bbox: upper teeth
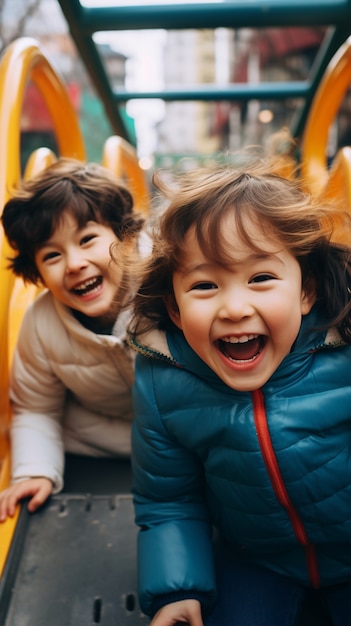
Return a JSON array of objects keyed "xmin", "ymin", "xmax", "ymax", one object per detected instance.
[
  {"xmin": 74, "ymin": 278, "xmax": 97, "ymax": 292},
  {"xmin": 222, "ymin": 334, "xmax": 258, "ymax": 344}
]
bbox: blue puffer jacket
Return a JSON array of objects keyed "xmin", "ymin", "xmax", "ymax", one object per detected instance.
[{"xmin": 130, "ymin": 306, "xmax": 351, "ymax": 617}]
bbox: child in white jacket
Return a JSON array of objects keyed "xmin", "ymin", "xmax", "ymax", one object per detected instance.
[{"xmin": 0, "ymin": 158, "xmax": 146, "ymax": 520}]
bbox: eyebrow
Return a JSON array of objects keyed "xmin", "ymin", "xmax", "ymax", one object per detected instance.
[
  {"xmin": 179, "ymin": 262, "xmax": 214, "ymax": 275},
  {"xmin": 37, "ymin": 220, "xmax": 89, "ymax": 250},
  {"xmin": 180, "ymin": 251, "xmax": 285, "ymax": 275},
  {"xmin": 37, "ymin": 236, "xmax": 66, "ymax": 251},
  {"xmin": 36, "ymin": 241, "xmax": 58, "ymax": 252}
]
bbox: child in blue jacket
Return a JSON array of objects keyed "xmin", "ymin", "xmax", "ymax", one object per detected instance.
[{"xmin": 127, "ymin": 159, "xmax": 351, "ymax": 626}]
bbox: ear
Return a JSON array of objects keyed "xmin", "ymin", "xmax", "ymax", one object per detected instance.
[
  {"xmin": 164, "ymin": 294, "xmax": 182, "ymax": 330},
  {"xmin": 301, "ymin": 277, "xmax": 316, "ymax": 315}
]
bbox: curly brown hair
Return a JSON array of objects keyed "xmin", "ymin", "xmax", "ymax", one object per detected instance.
[{"xmin": 1, "ymin": 158, "xmax": 144, "ymax": 284}]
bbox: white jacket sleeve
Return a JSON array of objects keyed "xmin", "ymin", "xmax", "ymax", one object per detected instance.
[{"xmin": 10, "ymin": 303, "xmax": 66, "ymax": 493}]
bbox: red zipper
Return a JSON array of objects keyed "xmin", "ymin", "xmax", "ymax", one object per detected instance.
[{"xmin": 252, "ymin": 388, "xmax": 320, "ymax": 588}]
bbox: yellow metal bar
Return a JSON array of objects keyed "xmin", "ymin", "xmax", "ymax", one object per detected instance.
[
  {"xmin": 301, "ymin": 36, "xmax": 351, "ymax": 199},
  {"xmin": 0, "ymin": 37, "xmax": 86, "ymax": 206},
  {"xmin": 6, "ymin": 150, "xmax": 57, "ymax": 363},
  {"xmin": 23, "ymin": 146, "xmax": 58, "ymax": 181},
  {"xmin": 102, "ymin": 135, "xmax": 150, "ymax": 214},
  {"xmin": 0, "ymin": 37, "xmax": 86, "ymax": 576}
]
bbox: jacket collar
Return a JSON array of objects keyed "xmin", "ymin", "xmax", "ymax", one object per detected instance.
[{"xmin": 130, "ymin": 304, "xmax": 346, "ymax": 389}]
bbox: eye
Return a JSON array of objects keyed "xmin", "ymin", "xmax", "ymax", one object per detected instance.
[
  {"xmin": 42, "ymin": 251, "xmax": 60, "ymax": 262},
  {"xmin": 250, "ymin": 273, "xmax": 275, "ymax": 283},
  {"xmin": 80, "ymin": 233, "xmax": 97, "ymax": 245},
  {"xmin": 190, "ymin": 281, "xmax": 217, "ymax": 291}
]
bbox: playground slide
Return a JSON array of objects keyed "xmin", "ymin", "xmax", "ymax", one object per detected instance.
[
  {"xmin": 0, "ymin": 37, "xmax": 150, "ymax": 625},
  {"xmin": 0, "ymin": 31, "xmax": 350, "ymax": 625}
]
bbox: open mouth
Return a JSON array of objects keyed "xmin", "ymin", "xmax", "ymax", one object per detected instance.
[
  {"xmin": 72, "ymin": 276, "xmax": 102, "ymax": 296},
  {"xmin": 217, "ymin": 334, "xmax": 266, "ymax": 362}
]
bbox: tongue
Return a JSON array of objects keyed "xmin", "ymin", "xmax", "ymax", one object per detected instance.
[{"xmin": 221, "ymin": 337, "xmax": 262, "ymax": 361}]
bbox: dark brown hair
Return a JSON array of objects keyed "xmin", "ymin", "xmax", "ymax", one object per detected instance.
[{"xmin": 1, "ymin": 158, "xmax": 144, "ymax": 284}]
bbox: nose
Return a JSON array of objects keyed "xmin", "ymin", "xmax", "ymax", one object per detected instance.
[
  {"xmin": 65, "ymin": 248, "xmax": 88, "ymax": 274},
  {"xmin": 218, "ymin": 287, "xmax": 255, "ymax": 321}
]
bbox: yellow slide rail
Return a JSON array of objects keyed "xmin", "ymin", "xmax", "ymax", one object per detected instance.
[
  {"xmin": 0, "ymin": 37, "xmax": 84, "ymax": 576},
  {"xmin": 102, "ymin": 135, "xmax": 150, "ymax": 214},
  {"xmin": 0, "ymin": 35, "xmax": 149, "ymax": 576},
  {"xmin": 301, "ymin": 36, "xmax": 351, "ymax": 225}
]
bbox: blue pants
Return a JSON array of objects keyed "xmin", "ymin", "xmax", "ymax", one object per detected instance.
[{"xmin": 205, "ymin": 549, "xmax": 351, "ymax": 626}]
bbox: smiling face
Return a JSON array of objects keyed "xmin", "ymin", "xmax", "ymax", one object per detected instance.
[
  {"xmin": 167, "ymin": 215, "xmax": 316, "ymax": 391},
  {"xmin": 35, "ymin": 211, "xmax": 125, "ymax": 324}
]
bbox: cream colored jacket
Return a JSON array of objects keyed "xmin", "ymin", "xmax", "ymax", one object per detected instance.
[{"xmin": 10, "ymin": 290, "xmax": 135, "ymax": 492}]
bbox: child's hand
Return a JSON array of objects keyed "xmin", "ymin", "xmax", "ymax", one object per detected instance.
[
  {"xmin": 150, "ymin": 599, "xmax": 203, "ymax": 626},
  {"xmin": 0, "ymin": 478, "xmax": 54, "ymax": 521}
]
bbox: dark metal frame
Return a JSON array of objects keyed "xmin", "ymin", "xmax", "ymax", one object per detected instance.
[{"xmin": 57, "ymin": 0, "xmax": 351, "ymax": 145}]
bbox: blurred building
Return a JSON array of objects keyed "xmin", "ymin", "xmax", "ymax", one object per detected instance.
[
  {"xmin": 157, "ymin": 30, "xmax": 218, "ymax": 153},
  {"xmin": 155, "ymin": 26, "xmax": 326, "ymax": 167},
  {"xmin": 222, "ymin": 27, "xmax": 326, "ymax": 152},
  {"xmin": 1, "ymin": 0, "xmax": 130, "ymax": 165},
  {"xmin": 2, "ymin": 1, "xmax": 347, "ymax": 169}
]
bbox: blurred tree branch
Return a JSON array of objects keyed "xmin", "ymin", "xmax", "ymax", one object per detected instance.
[{"xmin": 0, "ymin": 0, "xmax": 42, "ymax": 54}]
